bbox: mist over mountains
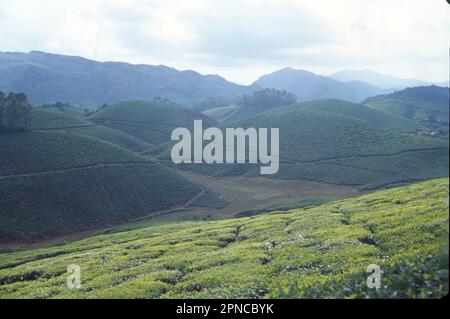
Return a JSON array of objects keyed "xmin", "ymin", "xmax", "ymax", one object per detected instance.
[
  {"xmin": 1, "ymin": 51, "xmax": 443, "ymax": 110},
  {"xmin": 0, "ymin": 51, "xmax": 253, "ymax": 109},
  {"xmin": 330, "ymin": 69, "xmax": 445, "ymax": 89},
  {"xmin": 252, "ymin": 67, "xmax": 388, "ymax": 103}
]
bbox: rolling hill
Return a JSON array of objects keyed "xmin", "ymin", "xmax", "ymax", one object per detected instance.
[
  {"xmin": 363, "ymin": 86, "xmax": 449, "ymax": 137},
  {"xmin": 203, "ymin": 105, "xmax": 242, "ymax": 123},
  {"xmin": 203, "ymin": 101, "xmax": 292, "ymax": 124},
  {"xmin": 0, "ymin": 130, "xmax": 208, "ymax": 242},
  {"xmin": 0, "ymin": 51, "xmax": 253, "ymax": 108},
  {"xmin": 0, "ymin": 178, "xmax": 447, "ymax": 298},
  {"xmin": 88, "ymin": 100, "xmax": 217, "ymax": 147},
  {"xmin": 32, "ymin": 108, "xmax": 153, "ymax": 152},
  {"xmin": 266, "ymin": 99, "xmax": 422, "ymax": 133},
  {"xmin": 253, "ymin": 67, "xmax": 386, "ymax": 103},
  {"xmin": 166, "ymin": 100, "xmax": 449, "ymax": 189}
]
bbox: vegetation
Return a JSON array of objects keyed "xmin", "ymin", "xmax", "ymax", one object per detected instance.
[
  {"xmin": 203, "ymin": 88, "xmax": 297, "ymax": 123},
  {"xmin": 31, "ymin": 108, "xmax": 91, "ymax": 130},
  {"xmin": 269, "ymin": 99, "xmax": 421, "ymax": 133},
  {"xmin": 193, "ymin": 96, "xmax": 231, "ymax": 112},
  {"xmin": 31, "ymin": 108, "xmax": 152, "ymax": 152},
  {"xmin": 0, "ymin": 131, "xmax": 148, "ymax": 175},
  {"xmin": 252, "ymin": 67, "xmax": 384, "ymax": 103},
  {"xmin": 0, "ymin": 131, "xmax": 204, "ymax": 242},
  {"xmin": 186, "ymin": 188, "xmax": 229, "ymax": 210},
  {"xmin": 364, "ymin": 86, "xmax": 449, "ymax": 138},
  {"xmin": 0, "ymin": 51, "xmax": 251, "ymax": 107},
  {"xmin": 203, "ymin": 105, "xmax": 241, "ymax": 123},
  {"xmin": 174, "ymin": 103, "xmax": 449, "ymax": 189},
  {"xmin": 237, "ymin": 88, "xmax": 296, "ymax": 108},
  {"xmin": 0, "ymin": 178, "xmax": 447, "ymax": 298},
  {"xmin": 88, "ymin": 100, "xmax": 217, "ymax": 146},
  {"xmin": 0, "ymin": 92, "xmax": 32, "ymax": 132}
]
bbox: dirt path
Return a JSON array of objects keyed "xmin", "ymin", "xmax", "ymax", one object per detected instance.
[
  {"xmin": 0, "ymin": 162, "xmax": 152, "ymax": 180},
  {"xmin": 279, "ymin": 147, "xmax": 447, "ymax": 164}
]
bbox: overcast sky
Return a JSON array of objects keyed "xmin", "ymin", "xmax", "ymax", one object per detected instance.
[{"xmin": 0, "ymin": 0, "xmax": 448, "ymax": 84}]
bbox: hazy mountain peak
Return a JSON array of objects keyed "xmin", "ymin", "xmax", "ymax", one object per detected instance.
[
  {"xmin": 0, "ymin": 51, "xmax": 252, "ymax": 108},
  {"xmin": 253, "ymin": 67, "xmax": 386, "ymax": 103},
  {"xmin": 330, "ymin": 69, "xmax": 433, "ymax": 89}
]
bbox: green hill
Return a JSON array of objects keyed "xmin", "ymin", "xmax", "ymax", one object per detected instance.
[
  {"xmin": 0, "ymin": 130, "xmax": 205, "ymax": 242},
  {"xmin": 31, "ymin": 108, "xmax": 89, "ymax": 129},
  {"xmin": 203, "ymin": 105, "xmax": 242, "ymax": 123},
  {"xmin": 0, "ymin": 178, "xmax": 447, "ymax": 298},
  {"xmin": 88, "ymin": 100, "xmax": 217, "ymax": 147},
  {"xmin": 363, "ymin": 86, "xmax": 449, "ymax": 137},
  {"xmin": 31, "ymin": 108, "xmax": 152, "ymax": 152},
  {"xmin": 171, "ymin": 104, "xmax": 449, "ymax": 189},
  {"xmin": 267, "ymin": 99, "xmax": 422, "ymax": 133},
  {"xmin": 204, "ymin": 88, "xmax": 298, "ymax": 123},
  {"xmin": 205, "ymin": 99, "xmax": 422, "ymax": 130}
]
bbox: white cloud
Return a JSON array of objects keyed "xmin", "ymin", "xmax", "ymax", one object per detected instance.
[{"xmin": 0, "ymin": 0, "xmax": 448, "ymax": 84}]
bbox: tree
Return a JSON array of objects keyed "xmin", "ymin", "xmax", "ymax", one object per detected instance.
[
  {"xmin": 238, "ymin": 88, "xmax": 297, "ymax": 108},
  {"xmin": 0, "ymin": 92, "xmax": 32, "ymax": 132}
]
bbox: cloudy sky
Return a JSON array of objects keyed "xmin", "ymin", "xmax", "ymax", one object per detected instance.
[{"xmin": 0, "ymin": 0, "xmax": 448, "ymax": 84}]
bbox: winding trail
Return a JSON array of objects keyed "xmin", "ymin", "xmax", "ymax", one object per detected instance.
[
  {"xmin": 0, "ymin": 162, "xmax": 153, "ymax": 180},
  {"xmin": 278, "ymin": 147, "xmax": 447, "ymax": 164}
]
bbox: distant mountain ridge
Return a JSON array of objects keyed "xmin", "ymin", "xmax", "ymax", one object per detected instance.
[
  {"xmin": 330, "ymin": 69, "xmax": 445, "ymax": 89},
  {"xmin": 252, "ymin": 67, "xmax": 387, "ymax": 103},
  {"xmin": 0, "ymin": 51, "xmax": 443, "ymax": 109},
  {"xmin": 363, "ymin": 85, "xmax": 449, "ymax": 138},
  {"xmin": 0, "ymin": 51, "xmax": 253, "ymax": 109}
]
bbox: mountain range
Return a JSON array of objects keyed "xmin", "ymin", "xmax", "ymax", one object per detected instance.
[
  {"xmin": 1, "ymin": 51, "xmax": 445, "ymax": 110},
  {"xmin": 252, "ymin": 67, "xmax": 388, "ymax": 103},
  {"xmin": 330, "ymin": 69, "xmax": 447, "ymax": 89},
  {"xmin": 0, "ymin": 51, "xmax": 253, "ymax": 109}
]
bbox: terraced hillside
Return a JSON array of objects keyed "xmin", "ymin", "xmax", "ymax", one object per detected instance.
[
  {"xmin": 0, "ymin": 179, "xmax": 447, "ymax": 298},
  {"xmin": 88, "ymin": 100, "xmax": 216, "ymax": 148},
  {"xmin": 0, "ymin": 130, "xmax": 205, "ymax": 242},
  {"xmin": 267, "ymin": 99, "xmax": 422, "ymax": 133},
  {"xmin": 32, "ymin": 108, "xmax": 152, "ymax": 152},
  {"xmin": 364, "ymin": 86, "xmax": 449, "ymax": 137},
  {"xmin": 168, "ymin": 101, "xmax": 449, "ymax": 189}
]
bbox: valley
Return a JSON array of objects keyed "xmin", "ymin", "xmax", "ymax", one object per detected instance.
[{"xmin": 0, "ymin": 51, "xmax": 448, "ymax": 299}]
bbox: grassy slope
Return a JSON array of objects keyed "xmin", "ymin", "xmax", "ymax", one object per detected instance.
[
  {"xmin": 0, "ymin": 131, "xmax": 202, "ymax": 242},
  {"xmin": 174, "ymin": 106, "xmax": 448, "ymax": 189},
  {"xmin": 203, "ymin": 105, "xmax": 241, "ymax": 123},
  {"xmin": 32, "ymin": 108, "xmax": 153, "ymax": 152},
  {"xmin": 88, "ymin": 100, "xmax": 217, "ymax": 146},
  {"xmin": 0, "ymin": 178, "xmax": 447, "ymax": 298},
  {"xmin": 266, "ymin": 99, "xmax": 422, "ymax": 133},
  {"xmin": 363, "ymin": 86, "xmax": 449, "ymax": 136}
]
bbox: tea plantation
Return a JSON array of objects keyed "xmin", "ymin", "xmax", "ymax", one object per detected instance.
[
  {"xmin": 0, "ymin": 178, "xmax": 447, "ymax": 298},
  {"xmin": 0, "ymin": 131, "xmax": 202, "ymax": 242},
  {"xmin": 173, "ymin": 103, "xmax": 449, "ymax": 189},
  {"xmin": 32, "ymin": 108, "xmax": 153, "ymax": 152},
  {"xmin": 88, "ymin": 100, "xmax": 216, "ymax": 146}
]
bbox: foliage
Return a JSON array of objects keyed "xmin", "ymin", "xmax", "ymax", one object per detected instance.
[
  {"xmin": 88, "ymin": 100, "xmax": 217, "ymax": 145},
  {"xmin": 364, "ymin": 86, "xmax": 449, "ymax": 138},
  {"xmin": 187, "ymin": 188, "xmax": 229, "ymax": 209},
  {"xmin": 0, "ymin": 178, "xmax": 447, "ymax": 298},
  {"xmin": 31, "ymin": 108, "xmax": 153, "ymax": 152},
  {"xmin": 0, "ymin": 51, "xmax": 251, "ymax": 108},
  {"xmin": 238, "ymin": 88, "xmax": 297, "ymax": 108},
  {"xmin": 193, "ymin": 96, "xmax": 231, "ymax": 112},
  {"xmin": 0, "ymin": 131, "xmax": 202, "ymax": 241},
  {"xmin": 173, "ymin": 103, "xmax": 449, "ymax": 188},
  {"xmin": 0, "ymin": 92, "xmax": 32, "ymax": 132}
]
